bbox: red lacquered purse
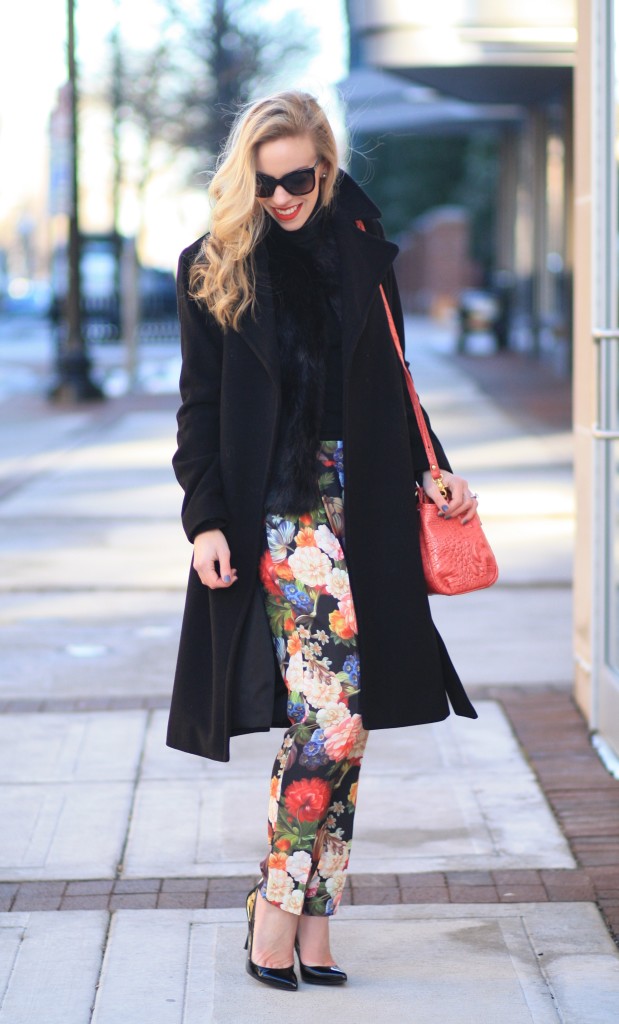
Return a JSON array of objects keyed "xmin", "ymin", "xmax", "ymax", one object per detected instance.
[{"xmin": 356, "ymin": 220, "xmax": 499, "ymax": 596}]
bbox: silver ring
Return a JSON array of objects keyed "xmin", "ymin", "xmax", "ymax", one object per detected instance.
[{"xmin": 469, "ymin": 492, "xmax": 479, "ymax": 500}]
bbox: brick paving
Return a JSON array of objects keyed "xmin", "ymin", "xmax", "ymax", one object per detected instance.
[
  {"xmin": 0, "ymin": 867, "xmax": 610, "ymax": 913},
  {"xmin": 1, "ymin": 688, "xmax": 617, "ymax": 945}
]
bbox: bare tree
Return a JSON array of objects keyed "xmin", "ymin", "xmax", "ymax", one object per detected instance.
[
  {"xmin": 119, "ymin": 0, "xmax": 315, "ymax": 179},
  {"xmin": 113, "ymin": 33, "xmax": 180, "ymax": 217}
]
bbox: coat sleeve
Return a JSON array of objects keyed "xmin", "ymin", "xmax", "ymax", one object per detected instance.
[
  {"xmin": 172, "ymin": 245, "xmax": 230, "ymax": 543},
  {"xmin": 363, "ymin": 218, "xmax": 452, "ymax": 480}
]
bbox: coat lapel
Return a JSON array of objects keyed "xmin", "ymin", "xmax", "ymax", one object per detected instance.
[
  {"xmin": 331, "ymin": 210, "xmax": 399, "ymax": 377},
  {"xmin": 321, "ymin": 171, "xmax": 399, "ymax": 377},
  {"xmin": 236, "ymin": 241, "xmax": 280, "ymax": 387}
]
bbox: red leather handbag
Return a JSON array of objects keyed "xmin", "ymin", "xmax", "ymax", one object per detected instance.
[{"xmin": 356, "ymin": 220, "xmax": 499, "ymax": 596}]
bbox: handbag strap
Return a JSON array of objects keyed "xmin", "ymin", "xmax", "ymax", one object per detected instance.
[{"xmin": 355, "ymin": 219, "xmax": 446, "ymax": 493}]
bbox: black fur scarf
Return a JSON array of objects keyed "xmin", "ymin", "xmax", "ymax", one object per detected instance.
[{"xmin": 263, "ymin": 218, "xmax": 341, "ymax": 516}]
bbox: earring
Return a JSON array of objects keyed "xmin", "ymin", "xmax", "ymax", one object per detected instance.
[{"xmin": 321, "ymin": 173, "xmax": 327, "ymax": 179}]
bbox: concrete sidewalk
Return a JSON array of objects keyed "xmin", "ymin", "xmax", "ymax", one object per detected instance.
[{"xmin": 0, "ymin": 318, "xmax": 618, "ymax": 1022}]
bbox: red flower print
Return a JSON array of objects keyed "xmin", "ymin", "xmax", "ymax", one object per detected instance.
[
  {"xmin": 284, "ymin": 778, "xmax": 331, "ymax": 823},
  {"xmin": 259, "ymin": 549, "xmax": 281, "ymax": 596}
]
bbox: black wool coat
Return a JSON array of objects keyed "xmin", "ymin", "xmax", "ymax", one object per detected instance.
[{"xmin": 167, "ymin": 172, "xmax": 477, "ymax": 762}]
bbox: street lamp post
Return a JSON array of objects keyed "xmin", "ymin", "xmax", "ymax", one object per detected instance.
[{"xmin": 49, "ymin": 0, "xmax": 104, "ymax": 402}]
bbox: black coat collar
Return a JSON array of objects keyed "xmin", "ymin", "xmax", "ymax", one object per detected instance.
[
  {"xmin": 243, "ymin": 171, "xmax": 399, "ymax": 386},
  {"xmin": 332, "ymin": 169, "xmax": 383, "ymax": 222}
]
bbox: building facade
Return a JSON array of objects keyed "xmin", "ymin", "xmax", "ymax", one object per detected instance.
[
  {"xmin": 573, "ymin": 0, "xmax": 619, "ymax": 767},
  {"xmin": 344, "ymin": 1, "xmax": 619, "ymax": 763},
  {"xmin": 344, "ymin": 1, "xmax": 576, "ymax": 368}
]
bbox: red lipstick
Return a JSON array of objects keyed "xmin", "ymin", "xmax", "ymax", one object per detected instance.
[{"xmin": 272, "ymin": 203, "xmax": 302, "ymax": 222}]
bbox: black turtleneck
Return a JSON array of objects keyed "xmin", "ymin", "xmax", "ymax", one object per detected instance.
[{"xmin": 266, "ymin": 207, "xmax": 343, "ymax": 440}]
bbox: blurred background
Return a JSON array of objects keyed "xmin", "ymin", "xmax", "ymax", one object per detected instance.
[
  {"xmin": 0, "ymin": 0, "xmax": 574, "ymax": 398},
  {"xmin": 0, "ymin": 0, "xmax": 349, "ymax": 396}
]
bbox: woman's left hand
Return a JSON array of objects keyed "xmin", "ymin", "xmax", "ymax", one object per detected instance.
[{"xmin": 421, "ymin": 469, "xmax": 479, "ymax": 525}]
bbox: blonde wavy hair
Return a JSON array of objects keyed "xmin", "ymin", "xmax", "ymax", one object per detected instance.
[{"xmin": 189, "ymin": 91, "xmax": 339, "ymax": 331}]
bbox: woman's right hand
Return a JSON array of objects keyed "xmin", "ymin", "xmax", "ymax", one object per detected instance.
[{"xmin": 192, "ymin": 529, "xmax": 238, "ymax": 589}]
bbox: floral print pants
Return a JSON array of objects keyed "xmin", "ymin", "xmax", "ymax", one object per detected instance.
[{"xmin": 257, "ymin": 440, "xmax": 369, "ymax": 917}]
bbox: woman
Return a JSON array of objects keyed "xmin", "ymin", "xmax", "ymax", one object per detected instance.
[{"xmin": 167, "ymin": 91, "xmax": 478, "ymax": 991}]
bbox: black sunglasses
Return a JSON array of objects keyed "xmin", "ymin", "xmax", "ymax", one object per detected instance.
[{"xmin": 255, "ymin": 159, "xmax": 321, "ymax": 198}]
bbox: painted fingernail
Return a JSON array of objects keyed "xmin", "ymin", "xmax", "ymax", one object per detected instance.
[
  {"xmin": 223, "ymin": 575, "xmax": 231, "ymax": 583},
  {"xmin": 442, "ymin": 505, "xmax": 449, "ymax": 511}
]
